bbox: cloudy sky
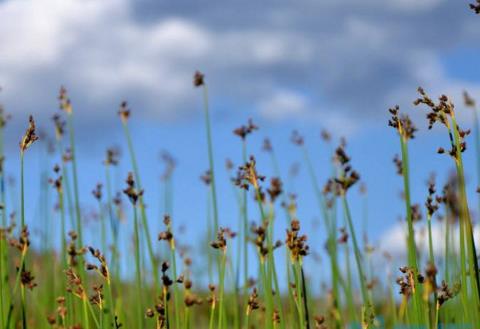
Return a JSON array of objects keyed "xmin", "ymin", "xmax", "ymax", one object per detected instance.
[{"xmin": 1, "ymin": 0, "xmax": 479, "ymax": 277}]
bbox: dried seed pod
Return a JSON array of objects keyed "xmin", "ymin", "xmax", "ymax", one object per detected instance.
[{"xmin": 20, "ymin": 116, "xmax": 39, "ymax": 152}]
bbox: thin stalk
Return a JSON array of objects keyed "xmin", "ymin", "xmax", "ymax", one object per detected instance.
[
  {"xmin": 341, "ymin": 196, "xmax": 369, "ymax": 310},
  {"xmin": 201, "ymin": 85, "xmax": 219, "ymax": 235},
  {"xmin": 66, "ymin": 113, "xmax": 83, "ymax": 248},
  {"xmin": 301, "ymin": 146, "xmax": 341, "ymax": 326},
  {"xmin": 242, "ymin": 141, "xmax": 249, "ymax": 303},
  {"xmin": 217, "ymin": 250, "xmax": 227, "ymax": 329},
  {"xmin": 451, "ymin": 116, "xmax": 480, "ymax": 302},
  {"xmin": 132, "ymin": 206, "xmax": 144, "ymax": 329},
  {"xmin": 169, "ymin": 234, "xmax": 181, "ymax": 329},
  {"xmin": 0, "ymin": 121, "xmax": 7, "ymax": 329},
  {"xmin": 398, "ymin": 135, "xmax": 423, "ymax": 324},
  {"xmin": 292, "ymin": 262, "xmax": 305, "ymax": 329},
  {"xmin": 121, "ymin": 122, "xmax": 159, "ymax": 291}
]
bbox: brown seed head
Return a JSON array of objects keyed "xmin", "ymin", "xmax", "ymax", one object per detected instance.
[
  {"xmin": 193, "ymin": 71, "xmax": 205, "ymax": 87},
  {"xmin": 20, "ymin": 115, "xmax": 39, "ymax": 152}
]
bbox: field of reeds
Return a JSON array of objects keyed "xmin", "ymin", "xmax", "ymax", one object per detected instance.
[{"xmin": 1, "ymin": 6, "xmax": 480, "ymax": 329}]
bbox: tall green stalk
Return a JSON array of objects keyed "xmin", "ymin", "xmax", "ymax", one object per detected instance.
[
  {"xmin": 398, "ymin": 135, "xmax": 424, "ymax": 325},
  {"xmin": 201, "ymin": 84, "xmax": 219, "ymax": 236},
  {"xmin": 132, "ymin": 206, "xmax": 144, "ymax": 328},
  {"xmin": 120, "ymin": 120, "xmax": 159, "ymax": 291}
]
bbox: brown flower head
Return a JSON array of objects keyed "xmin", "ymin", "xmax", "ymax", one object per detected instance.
[
  {"xmin": 285, "ymin": 219, "xmax": 309, "ymax": 262},
  {"xmin": 210, "ymin": 227, "xmax": 235, "ymax": 252},
  {"xmin": 59, "ymin": 86, "xmax": 72, "ymax": 114},
  {"xmin": 267, "ymin": 177, "xmax": 283, "ymax": 203},
  {"xmin": 463, "ymin": 91, "xmax": 476, "ymax": 108},
  {"xmin": 333, "ymin": 144, "xmax": 360, "ymax": 194},
  {"xmin": 291, "ymin": 130, "xmax": 304, "ymax": 146},
  {"xmin": 52, "ymin": 114, "xmax": 66, "ymax": 140},
  {"xmin": 193, "ymin": 71, "xmax": 205, "ymax": 87},
  {"xmin": 262, "ymin": 138, "xmax": 273, "ymax": 152},
  {"xmin": 236, "ymin": 156, "xmax": 265, "ymax": 190},
  {"xmin": 123, "ymin": 172, "xmax": 143, "ymax": 205},
  {"xmin": 388, "ymin": 105, "xmax": 417, "ymax": 140},
  {"xmin": 92, "ymin": 183, "xmax": 102, "ymax": 201},
  {"xmin": 0, "ymin": 106, "xmax": 11, "ymax": 128},
  {"xmin": 20, "ymin": 115, "xmax": 39, "ymax": 152},
  {"xmin": 118, "ymin": 101, "xmax": 130, "ymax": 124},
  {"xmin": 104, "ymin": 147, "xmax": 120, "ymax": 166},
  {"xmin": 233, "ymin": 118, "xmax": 258, "ymax": 140}
]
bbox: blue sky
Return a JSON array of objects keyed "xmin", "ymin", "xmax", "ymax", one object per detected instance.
[{"xmin": 1, "ymin": 0, "xmax": 480, "ymax": 282}]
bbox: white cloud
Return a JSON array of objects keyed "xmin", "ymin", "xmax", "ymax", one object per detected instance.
[
  {"xmin": 378, "ymin": 221, "xmax": 480, "ymax": 259},
  {"xmin": 259, "ymin": 90, "xmax": 309, "ymax": 121},
  {"xmin": 0, "ymin": 0, "xmax": 478, "ymax": 130}
]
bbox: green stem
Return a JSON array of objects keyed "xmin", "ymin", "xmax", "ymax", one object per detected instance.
[
  {"xmin": 202, "ymin": 85, "xmax": 219, "ymax": 235},
  {"xmin": 132, "ymin": 206, "xmax": 144, "ymax": 328},
  {"xmin": 399, "ymin": 136, "xmax": 423, "ymax": 325},
  {"xmin": 217, "ymin": 250, "xmax": 227, "ymax": 329},
  {"xmin": 121, "ymin": 122, "xmax": 159, "ymax": 292}
]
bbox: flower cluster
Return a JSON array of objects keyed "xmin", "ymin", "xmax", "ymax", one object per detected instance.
[
  {"xmin": 285, "ymin": 219, "xmax": 309, "ymax": 262},
  {"xmin": 233, "ymin": 119, "xmax": 258, "ymax": 140},
  {"xmin": 388, "ymin": 105, "xmax": 417, "ymax": 140}
]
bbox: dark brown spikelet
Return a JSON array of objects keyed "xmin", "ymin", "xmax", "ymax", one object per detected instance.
[
  {"xmin": 200, "ymin": 170, "xmax": 212, "ymax": 185},
  {"xmin": 314, "ymin": 315, "xmax": 327, "ymax": 329},
  {"xmin": 267, "ymin": 177, "xmax": 283, "ymax": 203},
  {"xmin": 251, "ymin": 221, "xmax": 271, "ymax": 260},
  {"xmin": 65, "ymin": 267, "xmax": 86, "ymax": 300},
  {"xmin": 193, "ymin": 71, "xmax": 205, "ymax": 87},
  {"xmin": 338, "ymin": 227, "xmax": 348, "ymax": 244},
  {"xmin": 0, "ymin": 104, "xmax": 11, "ymax": 129},
  {"xmin": 20, "ymin": 268, "xmax": 37, "ymax": 290},
  {"xmin": 104, "ymin": 147, "xmax": 120, "ymax": 166},
  {"xmin": 333, "ymin": 144, "xmax": 360, "ymax": 194},
  {"xmin": 414, "ymin": 87, "xmax": 470, "ymax": 159},
  {"xmin": 246, "ymin": 288, "xmax": 260, "ymax": 315},
  {"xmin": 20, "ymin": 115, "xmax": 39, "ymax": 152},
  {"xmin": 291, "ymin": 130, "xmax": 304, "ymax": 146},
  {"xmin": 286, "ymin": 219, "xmax": 309, "ymax": 262},
  {"xmin": 388, "ymin": 105, "xmax": 417, "ymax": 140},
  {"xmin": 184, "ymin": 294, "xmax": 202, "ymax": 307},
  {"xmin": 425, "ymin": 174, "xmax": 439, "ymax": 217},
  {"xmin": 470, "ymin": 0, "xmax": 480, "ymax": 14},
  {"xmin": 123, "ymin": 172, "xmax": 143, "ymax": 205},
  {"xmin": 52, "ymin": 114, "xmax": 66, "ymax": 139},
  {"xmin": 463, "ymin": 91, "xmax": 476, "ymax": 108},
  {"xmin": 262, "ymin": 138, "xmax": 273, "ymax": 152},
  {"xmin": 58, "ymin": 86, "xmax": 72, "ymax": 114},
  {"xmin": 210, "ymin": 227, "xmax": 235, "ymax": 251},
  {"xmin": 87, "ymin": 246, "xmax": 110, "ymax": 281},
  {"xmin": 393, "ymin": 154, "xmax": 403, "ymax": 175},
  {"xmin": 236, "ymin": 156, "xmax": 265, "ymax": 190},
  {"xmin": 92, "ymin": 183, "xmax": 102, "ymax": 201},
  {"xmin": 437, "ymin": 280, "xmax": 459, "ymax": 306},
  {"xmin": 118, "ymin": 101, "xmax": 130, "ymax": 124},
  {"xmin": 320, "ymin": 129, "xmax": 331, "ymax": 142},
  {"xmin": 413, "ymin": 87, "xmax": 452, "ymax": 130},
  {"xmin": 411, "ymin": 204, "xmax": 422, "ymax": 222},
  {"xmin": 233, "ymin": 118, "xmax": 258, "ymax": 140}
]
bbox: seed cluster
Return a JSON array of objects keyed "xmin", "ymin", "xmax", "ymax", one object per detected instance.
[
  {"xmin": 20, "ymin": 115, "xmax": 39, "ymax": 152},
  {"xmin": 233, "ymin": 119, "xmax": 258, "ymax": 140},
  {"xmin": 388, "ymin": 105, "xmax": 417, "ymax": 140},
  {"xmin": 285, "ymin": 219, "xmax": 309, "ymax": 262}
]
